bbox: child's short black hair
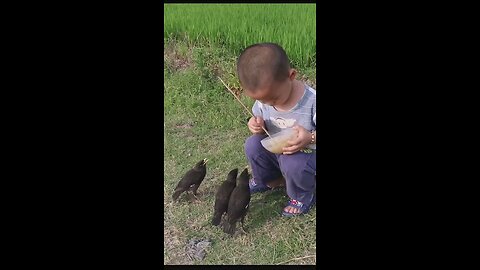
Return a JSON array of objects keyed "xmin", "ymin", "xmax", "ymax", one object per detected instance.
[{"xmin": 237, "ymin": 43, "xmax": 291, "ymax": 90}]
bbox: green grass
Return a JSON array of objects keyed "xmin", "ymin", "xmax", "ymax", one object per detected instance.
[
  {"xmin": 164, "ymin": 3, "xmax": 316, "ymax": 68},
  {"xmin": 164, "ymin": 39, "xmax": 316, "ymax": 265}
]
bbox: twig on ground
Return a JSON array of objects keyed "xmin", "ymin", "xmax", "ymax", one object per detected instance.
[{"xmin": 275, "ymin": 255, "xmax": 316, "ymax": 265}]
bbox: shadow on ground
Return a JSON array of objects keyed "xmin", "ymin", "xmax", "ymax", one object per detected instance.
[{"xmin": 245, "ymin": 189, "xmax": 289, "ymax": 230}]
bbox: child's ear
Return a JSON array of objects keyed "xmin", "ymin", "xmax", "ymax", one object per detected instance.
[{"xmin": 289, "ymin": 69, "xmax": 297, "ymax": 80}]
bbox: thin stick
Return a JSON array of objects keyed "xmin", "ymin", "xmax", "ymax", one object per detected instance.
[
  {"xmin": 275, "ymin": 255, "xmax": 316, "ymax": 265},
  {"xmin": 218, "ymin": 77, "xmax": 271, "ymax": 138}
]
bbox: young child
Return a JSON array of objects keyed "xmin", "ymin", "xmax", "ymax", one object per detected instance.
[{"xmin": 237, "ymin": 43, "xmax": 316, "ymax": 217}]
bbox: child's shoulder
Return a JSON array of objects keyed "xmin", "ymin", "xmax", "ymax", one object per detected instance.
[
  {"xmin": 303, "ymin": 84, "xmax": 316, "ymax": 97},
  {"xmin": 305, "ymin": 84, "xmax": 316, "ymax": 93}
]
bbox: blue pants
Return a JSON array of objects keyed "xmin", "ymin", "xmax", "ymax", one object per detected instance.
[{"xmin": 244, "ymin": 134, "xmax": 316, "ymax": 203}]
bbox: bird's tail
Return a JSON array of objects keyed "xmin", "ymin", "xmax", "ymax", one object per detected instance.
[
  {"xmin": 172, "ymin": 189, "xmax": 183, "ymax": 201},
  {"xmin": 223, "ymin": 221, "xmax": 236, "ymax": 235},
  {"xmin": 211, "ymin": 212, "xmax": 222, "ymax": 226}
]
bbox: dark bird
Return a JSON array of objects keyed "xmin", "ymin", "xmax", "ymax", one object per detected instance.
[
  {"xmin": 211, "ymin": 168, "xmax": 238, "ymax": 226},
  {"xmin": 172, "ymin": 158, "xmax": 208, "ymax": 201},
  {"xmin": 223, "ymin": 168, "xmax": 251, "ymax": 235}
]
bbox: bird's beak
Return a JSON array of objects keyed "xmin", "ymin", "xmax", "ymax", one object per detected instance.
[{"xmin": 203, "ymin": 158, "xmax": 209, "ymax": 165}]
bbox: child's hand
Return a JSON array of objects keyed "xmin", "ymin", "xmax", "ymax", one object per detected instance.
[
  {"xmin": 282, "ymin": 125, "xmax": 312, "ymax": 155},
  {"xmin": 248, "ymin": 116, "xmax": 266, "ymax": 134}
]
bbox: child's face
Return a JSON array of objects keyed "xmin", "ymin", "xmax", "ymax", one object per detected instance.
[{"xmin": 244, "ymin": 69, "xmax": 296, "ymax": 106}]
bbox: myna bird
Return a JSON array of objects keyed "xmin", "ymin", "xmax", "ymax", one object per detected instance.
[
  {"xmin": 172, "ymin": 158, "xmax": 208, "ymax": 201},
  {"xmin": 223, "ymin": 168, "xmax": 250, "ymax": 235},
  {"xmin": 211, "ymin": 168, "xmax": 238, "ymax": 226}
]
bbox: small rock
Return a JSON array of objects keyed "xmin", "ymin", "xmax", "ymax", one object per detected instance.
[{"xmin": 185, "ymin": 238, "xmax": 212, "ymax": 261}]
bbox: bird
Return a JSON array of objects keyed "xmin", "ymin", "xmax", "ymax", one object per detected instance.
[
  {"xmin": 172, "ymin": 158, "xmax": 208, "ymax": 201},
  {"xmin": 223, "ymin": 168, "xmax": 250, "ymax": 235},
  {"xmin": 211, "ymin": 168, "xmax": 238, "ymax": 226}
]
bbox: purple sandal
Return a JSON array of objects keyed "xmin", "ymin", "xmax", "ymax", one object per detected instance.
[
  {"xmin": 249, "ymin": 178, "xmax": 272, "ymax": 194},
  {"xmin": 282, "ymin": 197, "xmax": 315, "ymax": 217}
]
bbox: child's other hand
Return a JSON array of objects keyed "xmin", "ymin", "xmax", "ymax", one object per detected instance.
[
  {"xmin": 248, "ymin": 116, "xmax": 266, "ymax": 134},
  {"xmin": 282, "ymin": 125, "xmax": 312, "ymax": 155}
]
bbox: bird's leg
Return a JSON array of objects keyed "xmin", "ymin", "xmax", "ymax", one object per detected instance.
[
  {"xmin": 185, "ymin": 191, "xmax": 199, "ymax": 203},
  {"xmin": 191, "ymin": 185, "xmax": 201, "ymax": 201},
  {"xmin": 182, "ymin": 190, "xmax": 193, "ymax": 202},
  {"xmin": 240, "ymin": 225, "xmax": 247, "ymax": 234},
  {"xmin": 240, "ymin": 216, "xmax": 247, "ymax": 234},
  {"xmin": 191, "ymin": 184, "xmax": 199, "ymax": 196},
  {"xmin": 240, "ymin": 206, "xmax": 248, "ymax": 233},
  {"xmin": 192, "ymin": 195, "xmax": 201, "ymax": 203}
]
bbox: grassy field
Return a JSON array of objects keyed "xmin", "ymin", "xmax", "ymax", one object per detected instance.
[
  {"xmin": 164, "ymin": 4, "xmax": 316, "ymax": 265},
  {"xmin": 164, "ymin": 4, "xmax": 316, "ymax": 68}
]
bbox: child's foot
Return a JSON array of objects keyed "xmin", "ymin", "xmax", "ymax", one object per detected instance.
[
  {"xmin": 249, "ymin": 177, "xmax": 286, "ymax": 194},
  {"xmin": 249, "ymin": 178, "xmax": 271, "ymax": 194},
  {"xmin": 282, "ymin": 196, "xmax": 315, "ymax": 217}
]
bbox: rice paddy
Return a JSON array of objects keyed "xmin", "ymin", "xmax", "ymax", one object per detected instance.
[{"xmin": 164, "ymin": 4, "xmax": 316, "ymax": 68}]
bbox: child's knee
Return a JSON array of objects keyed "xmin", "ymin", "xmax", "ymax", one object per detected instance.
[{"xmin": 280, "ymin": 154, "xmax": 316, "ymax": 179}]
